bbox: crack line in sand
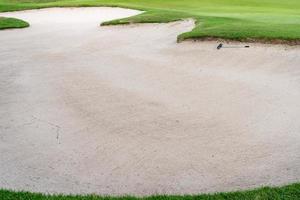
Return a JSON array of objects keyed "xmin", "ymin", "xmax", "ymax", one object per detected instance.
[{"xmin": 32, "ymin": 115, "xmax": 61, "ymax": 144}]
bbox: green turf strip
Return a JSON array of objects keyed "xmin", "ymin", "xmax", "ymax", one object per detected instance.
[
  {"xmin": 0, "ymin": 16, "xmax": 29, "ymax": 29},
  {"xmin": 1, "ymin": 183, "xmax": 300, "ymax": 200}
]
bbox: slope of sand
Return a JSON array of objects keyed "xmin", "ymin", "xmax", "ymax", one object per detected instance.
[{"xmin": 0, "ymin": 7, "xmax": 300, "ymax": 196}]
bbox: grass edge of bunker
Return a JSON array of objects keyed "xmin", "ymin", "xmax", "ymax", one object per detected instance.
[{"xmin": 0, "ymin": 0, "xmax": 300, "ymax": 44}]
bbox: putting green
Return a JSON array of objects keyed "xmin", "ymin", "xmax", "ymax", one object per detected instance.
[{"xmin": 0, "ymin": 0, "xmax": 300, "ymax": 43}]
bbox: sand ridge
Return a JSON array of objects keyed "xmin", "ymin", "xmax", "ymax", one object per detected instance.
[{"xmin": 0, "ymin": 7, "xmax": 300, "ymax": 196}]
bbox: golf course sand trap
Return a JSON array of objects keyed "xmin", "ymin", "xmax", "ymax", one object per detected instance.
[{"xmin": 1, "ymin": 7, "xmax": 300, "ymax": 196}]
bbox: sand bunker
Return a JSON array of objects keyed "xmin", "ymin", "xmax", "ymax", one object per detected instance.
[{"xmin": 0, "ymin": 7, "xmax": 300, "ymax": 196}]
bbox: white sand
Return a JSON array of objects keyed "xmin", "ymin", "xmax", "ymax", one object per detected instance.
[{"xmin": 0, "ymin": 7, "xmax": 300, "ymax": 196}]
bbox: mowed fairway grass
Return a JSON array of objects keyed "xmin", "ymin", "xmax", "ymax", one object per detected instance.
[{"xmin": 0, "ymin": 0, "xmax": 300, "ymax": 43}]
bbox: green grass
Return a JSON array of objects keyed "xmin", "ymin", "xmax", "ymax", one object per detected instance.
[
  {"xmin": 1, "ymin": 183, "xmax": 300, "ymax": 200},
  {"xmin": 0, "ymin": 16, "xmax": 29, "ymax": 29},
  {"xmin": 0, "ymin": 0, "xmax": 300, "ymax": 43}
]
